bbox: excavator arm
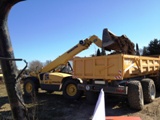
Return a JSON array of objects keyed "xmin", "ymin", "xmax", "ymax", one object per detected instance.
[
  {"xmin": 40, "ymin": 35, "xmax": 102, "ymax": 73},
  {"xmin": 39, "ymin": 28, "xmax": 136, "ymax": 73}
]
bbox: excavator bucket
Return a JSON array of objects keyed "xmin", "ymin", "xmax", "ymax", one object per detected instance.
[
  {"xmin": 102, "ymin": 28, "xmax": 120, "ymax": 51},
  {"xmin": 102, "ymin": 28, "xmax": 135, "ymax": 55}
]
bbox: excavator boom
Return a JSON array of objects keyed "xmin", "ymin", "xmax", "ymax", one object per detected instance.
[
  {"xmin": 40, "ymin": 35, "xmax": 102, "ymax": 73},
  {"xmin": 40, "ymin": 28, "xmax": 136, "ymax": 73}
]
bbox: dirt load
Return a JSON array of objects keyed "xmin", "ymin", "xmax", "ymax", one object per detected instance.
[
  {"xmin": 0, "ymin": 83, "xmax": 160, "ymax": 120},
  {"xmin": 102, "ymin": 28, "xmax": 136, "ymax": 55}
]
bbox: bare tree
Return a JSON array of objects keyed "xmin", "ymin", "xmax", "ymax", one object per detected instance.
[
  {"xmin": 0, "ymin": 0, "xmax": 28, "ymax": 120},
  {"xmin": 28, "ymin": 60, "xmax": 43, "ymax": 72}
]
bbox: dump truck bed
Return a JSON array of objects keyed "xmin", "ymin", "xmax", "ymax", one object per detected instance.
[{"xmin": 73, "ymin": 54, "xmax": 160, "ymax": 80}]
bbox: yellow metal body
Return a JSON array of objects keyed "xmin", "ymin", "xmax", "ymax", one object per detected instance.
[
  {"xmin": 66, "ymin": 83, "xmax": 77, "ymax": 96},
  {"xmin": 39, "ymin": 72, "xmax": 72, "ymax": 84},
  {"xmin": 73, "ymin": 54, "xmax": 160, "ymax": 80},
  {"xmin": 26, "ymin": 35, "xmax": 103, "ymax": 86},
  {"xmin": 25, "ymin": 82, "xmax": 33, "ymax": 93}
]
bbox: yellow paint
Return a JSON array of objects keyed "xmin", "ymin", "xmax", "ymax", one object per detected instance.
[
  {"xmin": 25, "ymin": 82, "xmax": 33, "ymax": 93},
  {"xmin": 40, "ymin": 72, "xmax": 72, "ymax": 84},
  {"xmin": 73, "ymin": 54, "xmax": 160, "ymax": 80},
  {"xmin": 66, "ymin": 84, "xmax": 77, "ymax": 96}
]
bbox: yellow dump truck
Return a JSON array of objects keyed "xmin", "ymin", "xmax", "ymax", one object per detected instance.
[
  {"xmin": 74, "ymin": 54, "xmax": 160, "ymax": 80},
  {"xmin": 73, "ymin": 29, "xmax": 160, "ymax": 110}
]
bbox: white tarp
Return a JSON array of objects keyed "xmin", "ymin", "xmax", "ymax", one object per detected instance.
[{"xmin": 92, "ymin": 89, "xmax": 105, "ymax": 120}]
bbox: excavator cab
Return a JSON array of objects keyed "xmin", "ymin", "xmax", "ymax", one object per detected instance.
[
  {"xmin": 59, "ymin": 62, "xmax": 73, "ymax": 74},
  {"xmin": 53, "ymin": 61, "xmax": 73, "ymax": 74},
  {"xmin": 102, "ymin": 28, "xmax": 136, "ymax": 55}
]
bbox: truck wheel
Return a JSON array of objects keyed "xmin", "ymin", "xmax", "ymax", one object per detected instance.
[
  {"xmin": 152, "ymin": 76, "xmax": 160, "ymax": 91},
  {"xmin": 63, "ymin": 80, "xmax": 83, "ymax": 100},
  {"xmin": 23, "ymin": 79, "xmax": 38, "ymax": 96},
  {"xmin": 141, "ymin": 78, "xmax": 156, "ymax": 103},
  {"xmin": 86, "ymin": 91, "xmax": 99, "ymax": 105},
  {"xmin": 128, "ymin": 80, "xmax": 144, "ymax": 110}
]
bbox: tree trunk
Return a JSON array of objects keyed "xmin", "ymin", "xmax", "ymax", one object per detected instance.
[{"xmin": 0, "ymin": 0, "xmax": 28, "ymax": 120}]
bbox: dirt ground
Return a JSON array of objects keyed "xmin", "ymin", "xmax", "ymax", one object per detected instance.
[{"xmin": 0, "ymin": 83, "xmax": 160, "ymax": 120}]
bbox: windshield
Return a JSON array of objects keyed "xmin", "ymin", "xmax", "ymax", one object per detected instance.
[{"xmin": 54, "ymin": 60, "xmax": 73, "ymax": 74}]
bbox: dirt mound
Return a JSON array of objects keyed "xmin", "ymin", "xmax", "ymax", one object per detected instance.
[{"xmin": 115, "ymin": 35, "xmax": 135, "ymax": 54}]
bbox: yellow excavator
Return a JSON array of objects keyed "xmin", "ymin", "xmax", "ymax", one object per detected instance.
[{"xmin": 22, "ymin": 35, "xmax": 103, "ymax": 100}]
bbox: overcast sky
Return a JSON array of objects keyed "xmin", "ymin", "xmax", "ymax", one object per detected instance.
[{"xmin": 7, "ymin": 0, "xmax": 160, "ymax": 69}]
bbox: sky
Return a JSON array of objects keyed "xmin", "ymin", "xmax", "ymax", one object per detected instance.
[{"xmin": 7, "ymin": 0, "xmax": 160, "ymax": 69}]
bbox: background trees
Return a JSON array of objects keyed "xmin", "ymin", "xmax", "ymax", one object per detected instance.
[
  {"xmin": 27, "ymin": 60, "xmax": 51, "ymax": 73},
  {"xmin": 142, "ymin": 39, "xmax": 160, "ymax": 56},
  {"xmin": 28, "ymin": 60, "xmax": 43, "ymax": 72}
]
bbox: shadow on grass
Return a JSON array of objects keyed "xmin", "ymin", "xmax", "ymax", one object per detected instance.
[
  {"xmin": 0, "ymin": 96, "xmax": 12, "ymax": 120},
  {"xmin": 23, "ymin": 92, "xmax": 91, "ymax": 120},
  {"xmin": 104, "ymin": 95, "xmax": 137, "ymax": 116},
  {"xmin": 0, "ymin": 96, "xmax": 9, "ymax": 107},
  {"xmin": 105, "ymin": 91, "xmax": 160, "ymax": 117},
  {"xmin": 2, "ymin": 90, "xmax": 159, "ymax": 120},
  {"xmin": 22, "ymin": 92, "xmax": 139, "ymax": 120}
]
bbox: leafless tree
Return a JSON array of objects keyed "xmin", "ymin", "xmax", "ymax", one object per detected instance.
[{"xmin": 28, "ymin": 60, "xmax": 43, "ymax": 72}]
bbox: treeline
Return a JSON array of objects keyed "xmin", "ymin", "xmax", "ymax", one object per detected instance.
[
  {"xmin": 142, "ymin": 39, "xmax": 160, "ymax": 56},
  {"xmin": 20, "ymin": 60, "xmax": 52, "ymax": 75}
]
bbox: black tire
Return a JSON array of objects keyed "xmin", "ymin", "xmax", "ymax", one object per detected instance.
[
  {"xmin": 152, "ymin": 76, "xmax": 160, "ymax": 91},
  {"xmin": 128, "ymin": 80, "xmax": 144, "ymax": 110},
  {"xmin": 23, "ymin": 79, "xmax": 38, "ymax": 97},
  {"xmin": 86, "ymin": 91, "xmax": 99, "ymax": 105},
  {"xmin": 63, "ymin": 80, "xmax": 83, "ymax": 100},
  {"xmin": 141, "ymin": 78, "xmax": 156, "ymax": 103}
]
